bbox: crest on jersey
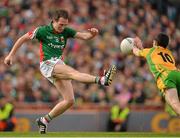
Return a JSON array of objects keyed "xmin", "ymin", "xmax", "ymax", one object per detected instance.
[{"xmin": 60, "ymin": 36, "xmax": 64, "ymax": 42}]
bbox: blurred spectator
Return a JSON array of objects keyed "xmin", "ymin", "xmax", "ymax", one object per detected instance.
[
  {"xmin": 129, "ymin": 81, "xmax": 146, "ymax": 104},
  {"xmin": 108, "ymin": 98, "xmax": 130, "ymax": 132},
  {"xmin": 0, "ymin": 97, "xmax": 17, "ymax": 131}
]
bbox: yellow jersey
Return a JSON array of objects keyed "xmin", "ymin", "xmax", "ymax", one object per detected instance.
[{"xmin": 139, "ymin": 46, "xmax": 177, "ymax": 81}]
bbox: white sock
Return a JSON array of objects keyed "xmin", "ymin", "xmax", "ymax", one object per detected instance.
[
  {"xmin": 41, "ymin": 117, "xmax": 48, "ymax": 125},
  {"xmin": 100, "ymin": 76, "xmax": 105, "ymax": 85}
]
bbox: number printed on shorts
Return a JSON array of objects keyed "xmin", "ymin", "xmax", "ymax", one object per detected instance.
[
  {"xmin": 40, "ymin": 62, "xmax": 51, "ymax": 76},
  {"xmin": 157, "ymin": 52, "xmax": 174, "ymax": 64},
  {"xmin": 41, "ymin": 65, "xmax": 50, "ymax": 75}
]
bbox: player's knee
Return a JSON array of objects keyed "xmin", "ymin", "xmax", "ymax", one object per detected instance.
[
  {"xmin": 68, "ymin": 72, "xmax": 74, "ymax": 79},
  {"xmin": 68, "ymin": 71, "xmax": 79, "ymax": 79},
  {"xmin": 65, "ymin": 99, "xmax": 75, "ymax": 107}
]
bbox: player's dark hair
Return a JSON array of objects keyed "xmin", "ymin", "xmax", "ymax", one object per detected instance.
[
  {"xmin": 51, "ymin": 9, "xmax": 69, "ymax": 21},
  {"xmin": 155, "ymin": 33, "xmax": 169, "ymax": 48}
]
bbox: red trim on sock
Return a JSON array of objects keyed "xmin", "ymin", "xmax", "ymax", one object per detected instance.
[{"xmin": 44, "ymin": 117, "xmax": 49, "ymax": 123}]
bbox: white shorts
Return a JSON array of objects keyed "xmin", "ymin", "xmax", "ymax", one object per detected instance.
[{"xmin": 40, "ymin": 57, "xmax": 65, "ymax": 83}]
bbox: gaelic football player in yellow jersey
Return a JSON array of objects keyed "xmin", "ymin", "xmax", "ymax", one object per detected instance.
[{"xmin": 132, "ymin": 33, "xmax": 180, "ymax": 116}]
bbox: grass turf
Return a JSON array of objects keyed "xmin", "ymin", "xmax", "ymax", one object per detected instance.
[{"xmin": 0, "ymin": 132, "xmax": 180, "ymax": 137}]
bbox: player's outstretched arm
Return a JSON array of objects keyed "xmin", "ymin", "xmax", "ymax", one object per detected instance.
[
  {"xmin": 75, "ymin": 28, "xmax": 99, "ymax": 40},
  {"xmin": 4, "ymin": 33, "xmax": 31, "ymax": 66}
]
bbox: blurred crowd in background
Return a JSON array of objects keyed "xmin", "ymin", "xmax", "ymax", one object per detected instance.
[{"xmin": 0, "ymin": 0, "xmax": 179, "ymax": 108}]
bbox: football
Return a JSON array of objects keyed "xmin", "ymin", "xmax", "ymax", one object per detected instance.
[{"xmin": 120, "ymin": 37, "xmax": 134, "ymax": 54}]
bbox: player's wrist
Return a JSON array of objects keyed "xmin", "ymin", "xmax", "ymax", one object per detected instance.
[{"xmin": 8, "ymin": 53, "xmax": 15, "ymax": 57}]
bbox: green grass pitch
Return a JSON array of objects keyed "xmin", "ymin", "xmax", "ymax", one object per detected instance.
[{"xmin": 0, "ymin": 132, "xmax": 180, "ymax": 137}]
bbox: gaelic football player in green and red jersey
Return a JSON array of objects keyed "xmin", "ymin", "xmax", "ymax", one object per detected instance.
[{"xmin": 4, "ymin": 9, "xmax": 116, "ymax": 134}]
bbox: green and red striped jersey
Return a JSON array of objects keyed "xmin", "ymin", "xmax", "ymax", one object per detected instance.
[{"xmin": 28, "ymin": 22, "xmax": 76, "ymax": 62}]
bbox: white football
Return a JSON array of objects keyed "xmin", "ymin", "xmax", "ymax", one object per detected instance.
[{"xmin": 120, "ymin": 37, "xmax": 134, "ymax": 54}]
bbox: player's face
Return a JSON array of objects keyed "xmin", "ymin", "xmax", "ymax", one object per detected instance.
[{"xmin": 54, "ymin": 17, "xmax": 68, "ymax": 33}]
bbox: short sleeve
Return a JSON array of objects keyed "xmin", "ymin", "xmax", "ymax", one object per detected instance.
[
  {"xmin": 139, "ymin": 48, "xmax": 151, "ymax": 58},
  {"xmin": 28, "ymin": 26, "xmax": 44, "ymax": 41},
  {"xmin": 64, "ymin": 27, "xmax": 77, "ymax": 38}
]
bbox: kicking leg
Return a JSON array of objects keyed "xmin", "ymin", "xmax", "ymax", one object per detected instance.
[
  {"xmin": 53, "ymin": 64, "xmax": 96, "ymax": 83},
  {"xmin": 164, "ymin": 88, "xmax": 180, "ymax": 116},
  {"xmin": 37, "ymin": 79, "xmax": 74, "ymax": 134},
  {"xmin": 53, "ymin": 64, "xmax": 116, "ymax": 86}
]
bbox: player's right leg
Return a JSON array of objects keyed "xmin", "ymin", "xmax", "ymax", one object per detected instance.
[
  {"xmin": 36, "ymin": 79, "xmax": 74, "ymax": 134},
  {"xmin": 48, "ymin": 80, "xmax": 75, "ymax": 118},
  {"xmin": 164, "ymin": 88, "xmax": 180, "ymax": 116},
  {"xmin": 52, "ymin": 63, "xmax": 116, "ymax": 86}
]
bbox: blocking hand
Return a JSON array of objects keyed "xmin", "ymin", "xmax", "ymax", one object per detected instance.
[{"xmin": 134, "ymin": 37, "xmax": 143, "ymax": 49}]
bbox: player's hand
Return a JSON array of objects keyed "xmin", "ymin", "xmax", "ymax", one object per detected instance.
[
  {"xmin": 88, "ymin": 28, "xmax": 99, "ymax": 37},
  {"xmin": 134, "ymin": 37, "xmax": 143, "ymax": 49},
  {"xmin": 4, "ymin": 55, "xmax": 13, "ymax": 66},
  {"xmin": 133, "ymin": 46, "xmax": 139, "ymax": 53}
]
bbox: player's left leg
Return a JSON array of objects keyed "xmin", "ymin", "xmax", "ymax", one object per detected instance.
[{"xmin": 164, "ymin": 88, "xmax": 180, "ymax": 116}]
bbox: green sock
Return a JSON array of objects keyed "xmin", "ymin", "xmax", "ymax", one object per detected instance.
[
  {"xmin": 95, "ymin": 76, "xmax": 100, "ymax": 84},
  {"xmin": 44, "ymin": 114, "xmax": 52, "ymax": 123}
]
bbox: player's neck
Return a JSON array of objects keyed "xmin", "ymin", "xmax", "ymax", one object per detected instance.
[{"xmin": 52, "ymin": 22, "xmax": 61, "ymax": 34}]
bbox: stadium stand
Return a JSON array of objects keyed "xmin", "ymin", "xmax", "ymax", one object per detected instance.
[{"xmin": 0, "ymin": 0, "xmax": 179, "ymax": 110}]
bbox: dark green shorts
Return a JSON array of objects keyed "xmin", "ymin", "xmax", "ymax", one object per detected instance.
[{"xmin": 164, "ymin": 70, "xmax": 180, "ymax": 95}]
